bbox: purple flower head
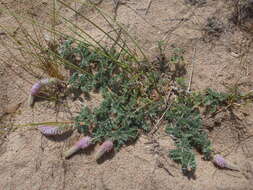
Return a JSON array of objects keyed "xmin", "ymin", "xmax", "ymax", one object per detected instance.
[
  {"xmin": 75, "ymin": 136, "xmax": 92, "ymax": 149},
  {"xmin": 213, "ymin": 154, "xmax": 239, "ymax": 171},
  {"xmin": 31, "ymin": 82, "xmax": 42, "ymax": 96},
  {"xmin": 38, "ymin": 126, "xmax": 60, "ymax": 136},
  {"xmin": 213, "ymin": 154, "xmax": 227, "ymax": 168},
  {"xmin": 30, "ymin": 78, "xmax": 59, "ymax": 96}
]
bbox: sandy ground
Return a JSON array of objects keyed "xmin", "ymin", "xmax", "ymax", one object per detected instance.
[{"xmin": 0, "ymin": 0, "xmax": 253, "ymax": 189}]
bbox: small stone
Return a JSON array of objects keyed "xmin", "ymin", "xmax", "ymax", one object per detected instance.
[{"xmin": 231, "ymin": 52, "xmax": 240, "ymax": 58}]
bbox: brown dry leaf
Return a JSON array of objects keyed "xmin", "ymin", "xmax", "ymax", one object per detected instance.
[
  {"xmin": 151, "ymin": 89, "xmax": 160, "ymax": 101},
  {"xmin": 3, "ymin": 102, "xmax": 22, "ymax": 114}
]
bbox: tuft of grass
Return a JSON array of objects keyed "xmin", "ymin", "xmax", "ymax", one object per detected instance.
[{"xmin": 0, "ymin": 0, "xmax": 145, "ymax": 82}]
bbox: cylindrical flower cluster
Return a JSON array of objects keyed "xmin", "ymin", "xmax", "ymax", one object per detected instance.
[
  {"xmin": 64, "ymin": 136, "xmax": 92, "ymax": 158},
  {"xmin": 95, "ymin": 140, "xmax": 114, "ymax": 160},
  {"xmin": 28, "ymin": 78, "xmax": 61, "ymax": 107}
]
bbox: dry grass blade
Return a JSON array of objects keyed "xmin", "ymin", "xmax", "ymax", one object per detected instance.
[
  {"xmin": 72, "ymin": 0, "xmax": 147, "ymax": 60},
  {"xmin": 58, "ymin": 0, "xmax": 142, "ymax": 64}
]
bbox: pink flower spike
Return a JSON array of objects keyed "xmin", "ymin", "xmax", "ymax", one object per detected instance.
[
  {"xmin": 31, "ymin": 82, "xmax": 42, "ymax": 96},
  {"xmin": 29, "ymin": 78, "xmax": 63, "ymax": 107},
  {"xmin": 213, "ymin": 154, "xmax": 240, "ymax": 171},
  {"xmin": 38, "ymin": 126, "xmax": 60, "ymax": 136},
  {"xmin": 30, "ymin": 78, "xmax": 60, "ymax": 96},
  {"xmin": 95, "ymin": 140, "xmax": 114, "ymax": 160},
  {"xmin": 213, "ymin": 154, "xmax": 226, "ymax": 167},
  {"xmin": 64, "ymin": 136, "xmax": 92, "ymax": 158},
  {"xmin": 75, "ymin": 136, "xmax": 92, "ymax": 149}
]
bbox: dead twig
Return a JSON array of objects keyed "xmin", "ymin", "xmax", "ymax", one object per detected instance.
[
  {"xmin": 113, "ymin": 0, "xmax": 120, "ymax": 14},
  {"xmin": 150, "ymin": 104, "xmax": 171, "ymax": 135},
  {"xmin": 146, "ymin": 138, "xmax": 175, "ymax": 177},
  {"xmin": 112, "ymin": 0, "xmax": 127, "ymax": 19},
  {"xmin": 207, "ymin": 104, "xmax": 233, "ymax": 119},
  {"xmin": 156, "ymin": 158, "xmax": 174, "ymax": 177},
  {"xmin": 187, "ymin": 47, "xmax": 196, "ymax": 92},
  {"xmin": 124, "ymin": 4, "xmax": 163, "ymax": 32},
  {"xmin": 150, "ymin": 90, "xmax": 172, "ymax": 135},
  {"xmin": 145, "ymin": 0, "xmax": 152, "ymax": 15},
  {"xmin": 87, "ymin": 0, "xmax": 103, "ymax": 5}
]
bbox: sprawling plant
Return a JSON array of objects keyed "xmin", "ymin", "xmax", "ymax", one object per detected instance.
[{"xmin": 59, "ymin": 40, "xmax": 216, "ymax": 173}]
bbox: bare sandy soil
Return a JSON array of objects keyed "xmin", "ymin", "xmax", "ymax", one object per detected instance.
[{"xmin": 0, "ymin": 0, "xmax": 253, "ymax": 189}]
